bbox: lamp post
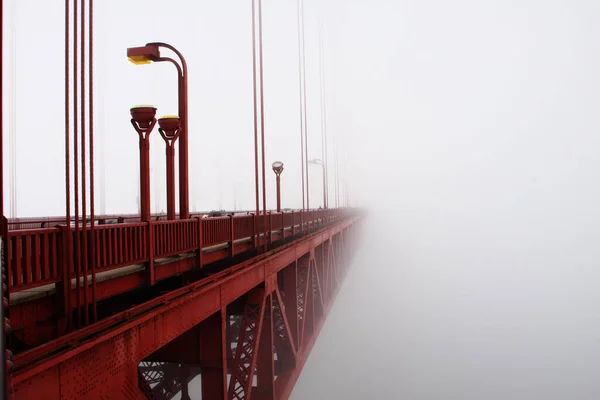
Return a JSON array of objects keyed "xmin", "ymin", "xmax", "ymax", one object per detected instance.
[
  {"xmin": 127, "ymin": 42, "xmax": 190, "ymax": 219},
  {"xmin": 271, "ymin": 161, "xmax": 284, "ymax": 212},
  {"xmin": 308, "ymin": 158, "xmax": 327, "ymax": 208},
  {"xmin": 157, "ymin": 116, "xmax": 181, "ymax": 221},
  {"xmin": 130, "ymin": 105, "xmax": 157, "ymax": 222}
]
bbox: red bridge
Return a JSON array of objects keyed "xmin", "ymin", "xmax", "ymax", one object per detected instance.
[{"xmin": 0, "ymin": 1, "xmax": 362, "ymax": 399}]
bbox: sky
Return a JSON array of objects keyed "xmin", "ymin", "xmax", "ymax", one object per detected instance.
[{"xmin": 5, "ymin": 0, "xmax": 600, "ymax": 398}]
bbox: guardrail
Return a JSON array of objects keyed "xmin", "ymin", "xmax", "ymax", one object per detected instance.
[
  {"xmin": 7, "ymin": 209, "xmax": 277, "ymax": 230},
  {"xmin": 6, "ymin": 208, "xmax": 348, "ymax": 293}
]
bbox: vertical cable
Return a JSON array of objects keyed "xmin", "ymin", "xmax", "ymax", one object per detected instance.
[
  {"xmin": 89, "ymin": 0, "xmax": 96, "ymax": 322},
  {"xmin": 65, "ymin": 0, "xmax": 72, "ymax": 331},
  {"xmin": 73, "ymin": 0, "xmax": 81, "ymax": 326},
  {"xmin": 9, "ymin": 5, "xmax": 16, "ymax": 220},
  {"xmin": 0, "ymin": 1, "xmax": 8, "ymax": 398},
  {"xmin": 251, "ymin": 0, "xmax": 260, "ymax": 248},
  {"xmin": 296, "ymin": 0, "xmax": 305, "ymax": 211},
  {"xmin": 258, "ymin": 0, "xmax": 267, "ymax": 252},
  {"xmin": 318, "ymin": 22, "xmax": 325, "ymax": 208},
  {"xmin": 300, "ymin": 0, "xmax": 309, "ymax": 211},
  {"xmin": 322, "ymin": 29, "xmax": 329, "ymax": 209},
  {"xmin": 81, "ymin": 0, "xmax": 89, "ymax": 326}
]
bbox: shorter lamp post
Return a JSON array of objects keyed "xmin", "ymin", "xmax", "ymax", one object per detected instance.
[
  {"xmin": 308, "ymin": 158, "xmax": 327, "ymax": 209},
  {"xmin": 130, "ymin": 105, "xmax": 157, "ymax": 222},
  {"xmin": 157, "ymin": 116, "xmax": 182, "ymax": 221},
  {"xmin": 271, "ymin": 161, "xmax": 284, "ymax": 212}
]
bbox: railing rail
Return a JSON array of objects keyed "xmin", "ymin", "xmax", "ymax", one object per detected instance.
[
  {"xmin": 89, "ymin": 222, "xmax": 148, "ymax": 274},
  {"xmin": 6, "ymin": 208, "xmax": 349, "ymax": 293},
  {"xmin": 8, "ymin": 228, "xmax": 62, "ymax": 291}
]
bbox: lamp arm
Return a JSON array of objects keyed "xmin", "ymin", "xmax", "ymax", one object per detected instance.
[{"xmin": 147, "ymin": 42, "xmax": 188, "ymax": 78}]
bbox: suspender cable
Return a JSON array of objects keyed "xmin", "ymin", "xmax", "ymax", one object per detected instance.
[
  {"xmin": 297, "ymin": 0, "xmax": 305, "ymax": 211},
  {"xmin": 73, "ymin": 0, "xmax": 82, "ymax": 326},
  {"xmin": 81, "ymin": 0, "xmax": 89, "ymax": 326},
  {"xmin": 251, "ymin": 0, "xmax": 260, "ymax": 248},
  {"xmin": 257, "ymin": 0, "xmax": 268, "ymax": 253},
  {"xmin": 318, "ymin": 22, "xmax": 327, "ymax": 209},
  {"xmin": 300, "ymin": 0, "xmax": 309, "ymax": 212},
  {"xmin": 322, "ymin": 30, "xmax": 329, "ymax": 209},
  {"xmin": 89, "ymin": 0, "xmax": 97, "ymax": 322}
]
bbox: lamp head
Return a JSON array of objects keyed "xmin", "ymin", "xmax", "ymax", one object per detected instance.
[
  {"xmin": 272, "ymin": 161, "xmax": 284, "ymax": 175},
  {"xmin": 158, "ymin": 116, "xmax": 181, "ymax": 140},
  {"xmin": 130, "ymin": 105, "xmax": 157, "ymax": 129},
  {"xmin": 127, "ymin": 44, "xmax": 160, "ymax": 65}
]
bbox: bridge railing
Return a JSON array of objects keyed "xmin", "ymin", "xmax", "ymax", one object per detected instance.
[
  {"xmin": 203, "ymin": 216, "xmax": 231, "ymax": 247},
  {"xmin": 6, "ymin": 208, "xmax": 348, "ymax": 293},
  {"xmin": 7, "ymin": 228, "xmax": 62, "ymax": 290},
  {"xmin": 153, "ymin": 219, "xmax": 199, "ymax": 259},
  {"xmin": 233, "ymin": 215, "xmax": 254, "ymax": 240},
  {"xmin": 91, "ymin": 222, "xmax": 148, "ymax": 274}
]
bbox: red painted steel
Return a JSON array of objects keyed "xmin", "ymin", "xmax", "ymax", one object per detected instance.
[
  {"xmin": 9, "ymin": 215, "xmax": 360, "ymax": 399},
  {"xmin": 6, "ymin": 210, "xmax": 347, "ymax": 350},
  {"xmin": 296, "ymin": 0, "xmax": 306, "ymax": 211},
  {"xmin": 2, "ymin": 2, "xmax": 362, "ymax": 398},
  {"xmin": 158, "ymin": 117, "xmax": 182, "ymax": 221},
  {"xmin": 6, "ymin": 209, "xmax": 267, "ymax": 230},
  {"xmin": 258, "ymin": 0, "xmax": 268, "ymax": 255},
  {"xmin": 131, "ymin": 107, "xmax": 157, "ymax": 223},
  {"xmin": 6, "ymin": 210, "xmax": 341, "ymax": 293},
  {"xmin": 147, "ymin": 43, "xmax": 190, "ymax": 221},
  {"xmin": 0, "ymin": 5, "xmax": 8, "ymax": 398}
]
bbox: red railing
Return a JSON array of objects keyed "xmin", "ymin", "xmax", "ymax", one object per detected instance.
[
  {"xmin": 8, "ymin": 228, "xmax": 62, "ymax": 291},
  {"xmin": 153, "ymin": 219, "xmax": 198, "ymax": 258},
  {"xmin": 282, "ymin": 212, "xmax": 294, "ymax": 228},
  {"xmin": 7, "ymin": 209, "xmax": 259, "ymax": 230},
  {"xmin": 92, "ymin": 222, "xmax": 148, "ymax": 273},
  {"xmin": 233, "ymin": 215, "xmax": 254, "ymax": 240},
  {"xmin": 203, "ymin": 217, "xmax": 231, "ymax": 247},
  {"xmin": 270, "ymin": 213, "xmax": 283, "ymax": 231},
  {"xmin": 6, "ymin": 208, "xmax": 348, "ymax": 293}
]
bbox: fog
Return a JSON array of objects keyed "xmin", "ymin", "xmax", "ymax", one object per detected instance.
[{"xmin": 5, "ymin": 0, "xmax": 600, "ymax": 398}]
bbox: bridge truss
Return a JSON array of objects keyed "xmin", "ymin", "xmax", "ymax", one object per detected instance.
[{"xmin": 8, "ymin": 215, "xmax": 360, "ymax": 399}]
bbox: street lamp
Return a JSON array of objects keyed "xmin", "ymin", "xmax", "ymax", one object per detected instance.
[
  {"xmin": 157, "ymin": 116, "xmax": 181, "ymax": 221},
  {"xmin": 127, "ymin": 42, "xmax": 190, "ymax": 219},
  {"xmin": 271, "ymin": 161, "xmax": 284, "ymax": 212},
  {"xmin": 308, "ymin": 158, "xmax": 327, "ymax": 209},
  {"xmin": 130, "ymin": 105, "xmax": 157, "ymax": 222}
]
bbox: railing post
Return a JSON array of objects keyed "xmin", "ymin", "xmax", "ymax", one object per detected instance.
[
  {"xmin": 146, "ymin": 221, "xmax": 155, "ymax": 286},
  {"xmin": 229, "ymin": 215, "xmax": 235, "ymax": 258},
  {"xmin": 195, "ymin": 216, "xmax": 203, "ymax": 268},
  {"xmin": 253, "ymin": 214, "xmax": 258, "ymax": 250},
  {"xmin": 267, "ymin": 212, "xmax": 272, "ymax": 247}
]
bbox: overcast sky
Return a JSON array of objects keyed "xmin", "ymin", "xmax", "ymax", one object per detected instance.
[{"xmin": 5, "ymin": 0, "xmax": 600, "ymax": 399}]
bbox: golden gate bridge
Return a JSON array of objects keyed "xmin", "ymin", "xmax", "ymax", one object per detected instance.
[{"xmin": 0, "ymin": 0, "xmax": 362, "ymax": 398}]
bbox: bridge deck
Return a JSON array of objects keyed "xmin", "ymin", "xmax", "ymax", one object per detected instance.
[
  {"xmin": 6, "ymin": 210, "xmax": 348, "ymax": 353},
  {"xmin": 10, "ymin": 216, "xmax": 360, "ymax": 399}
]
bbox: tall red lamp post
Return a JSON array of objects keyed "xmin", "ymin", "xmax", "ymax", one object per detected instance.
[
  {"xmin": 271, "ymin": 161, "xmax": 284, "ymax": 213},
  {"xmin": 130, "ymin": 105, "xmax": 157, "ymax": 222},
  {"xmin": 127, "ymin": 43, "xmax": 189, "ymax": 219},
  {"xmin": 157, "ymin": 116, "xmax": 181, "ymax": 221}
]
